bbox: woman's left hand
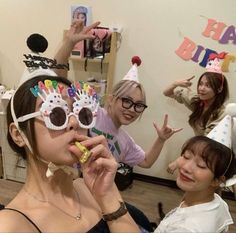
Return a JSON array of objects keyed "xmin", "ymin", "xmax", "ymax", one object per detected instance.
[{"xmin": 153, "ymin": 114, "xmax": 183, "ymax": 142}]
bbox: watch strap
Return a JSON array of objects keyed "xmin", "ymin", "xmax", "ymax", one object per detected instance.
[{"xmin": 102, "ymin": 202, "xmax": 127, "ymax": 221}]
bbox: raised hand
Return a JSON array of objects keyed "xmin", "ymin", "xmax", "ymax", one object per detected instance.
[
  {"xmin": 174, "ymin": 76, "xmax": 195, "ymax": 89},
  {"xmin": 153, "ymin": 114, "xmax": 183, "ymax": 142},
  {"xmin": 167, "ymin": 160, "xmax": 178, "ymax": 174},
  {"xmin": 66, "ymin": 19, "xmax": 100, "ymax": 45}
]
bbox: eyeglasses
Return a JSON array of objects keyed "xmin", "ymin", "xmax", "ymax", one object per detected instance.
[
  {"xmin": 120, "ymin": 97, "xmax": 147, "ymax": 113},
  {"xmin": 17, "ymin": 93, "xmax": 98, "ymax": 130}
]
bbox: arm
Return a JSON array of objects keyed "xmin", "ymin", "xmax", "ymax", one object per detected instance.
[
  {"xmin": 163, "ymin": 76, "xmax": 195, "ymax": 98},
  {"xmin": 138, "ymin": 114, "xmax": 182, "ymax": 168},
  {"xmin": 53, "ymin": 20, "xmax": 100, "ymax": 77},
  {"xmin": 69, "ymin": 135, "xmax": 140, "ymax": 233}
]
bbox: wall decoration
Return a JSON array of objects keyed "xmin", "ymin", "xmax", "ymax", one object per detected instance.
[
  {"xmin": 71, "ymin": 5, "xmax": 92, "ymax": 58},
  {"xmin": 175, "ymin": 17, "xmax": 236, "ymax": 72}
]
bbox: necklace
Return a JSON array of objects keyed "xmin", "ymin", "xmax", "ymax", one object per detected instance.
[{"xmin": 23, "ymin": 187, "xmax": 81, "ymax": 220}]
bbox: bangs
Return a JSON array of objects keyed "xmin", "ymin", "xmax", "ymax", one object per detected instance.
[
  {"xmin": 112, "ymin": 80, "xmax": 146, "ymax": 104},
  {"xmin": 181, "ymin": 136, "xmax": 231, "ymax": 177},
  {"xmin": 181, "ymin": 138, "xmax": 215, "ymax": 171}
]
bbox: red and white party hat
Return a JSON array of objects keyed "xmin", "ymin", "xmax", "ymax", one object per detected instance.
[{"xmin": 123, "ymin": 56, "xmax": 142, "ymax": 83}]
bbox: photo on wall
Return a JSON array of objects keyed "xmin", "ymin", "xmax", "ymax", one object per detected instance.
[
  {"xmin": 84, "ymin": 27, "xmax": 112, "ymax": 59},
  {"xmin": 70, "ymin": 5, "xmax": 92, "ymax": 57}
]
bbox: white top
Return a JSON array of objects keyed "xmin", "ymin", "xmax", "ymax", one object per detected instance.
[{"xmin": 154, "ymin": 193, "xmax": 233, "ymax": 233}]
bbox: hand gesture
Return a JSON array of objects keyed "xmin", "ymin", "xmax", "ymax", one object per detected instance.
[
  {"xmin": 174, "ymin": 76, "xmax": 195, "ymax": 90},
  {"xmin": 167, "ymin": 160, "xmax": 178, "ymax": 174},
  {"xmin": 153, "ymin": 114, "xmax": 183, "ymax": 142},
  {"xmin": 65, "ymin": 20, "xmax": 100, "ymax": 45},
  {"xmin": 69, "ymin": 135, "xmax": 118, "ymax": 197}
]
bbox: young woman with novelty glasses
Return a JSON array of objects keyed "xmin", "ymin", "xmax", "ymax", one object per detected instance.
[
  {"xmin": 154, "ymin": 134, "xmax": 235, "ymax": 233},
  {"xmin": 0, "ymin": 75, "xmax": 140, "ymax": 233},
  {"xmin": 163, "ymin": 70, "xmax": 229, "ymax": 174}
]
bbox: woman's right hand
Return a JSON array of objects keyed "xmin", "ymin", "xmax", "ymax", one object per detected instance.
[
  {"xmin": 65, "ymin": 20, "xmax": 100, "ymax": 46},
  {"xmin": 69, "ymin": 135, "xmax": 118, "ymax": 198},
  {"xmin": 174, "ymin": 76, "xmax": 195, "ymax": 89}
]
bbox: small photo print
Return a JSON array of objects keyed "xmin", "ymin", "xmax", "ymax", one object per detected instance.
[
  {"xmin": 71, "ymin": 5, "xmax": 92, "ymax": 57},
  {"xmin": 71, "ymin": 5, "xmax": 92, "ymax": 26}
]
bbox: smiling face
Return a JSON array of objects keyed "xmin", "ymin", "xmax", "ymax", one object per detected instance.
[
  {"xmin": 176, "ymin": 145, "xmax": 215, "ymax": 193},
  {"xmin": 197, "ymin": 75, "xmax": 216, "ymax": 102},
  {"xmin": 108, "ymin": 80, "xmax": 147, "ymax": 128},
  {"xmin": 109, "ymin": 86, "xmax": 146, "ymax": 128}
]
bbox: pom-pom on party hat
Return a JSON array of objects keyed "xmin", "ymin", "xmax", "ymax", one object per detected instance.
[
  {"xmin": 123, "ymin": 56, "xmax": 142, "ymax": 83},
  {"xmin": 207, "ymin": 115, "xmax": 232, "ymax": 149},
  {"xmin": 206, "ymin": 52, "xmax": 227, "ymax": 74}
]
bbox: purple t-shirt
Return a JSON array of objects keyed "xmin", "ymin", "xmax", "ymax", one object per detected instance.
[{"xmin": 90, "ymin": 107, "xmax": 145, "ymax": 167}]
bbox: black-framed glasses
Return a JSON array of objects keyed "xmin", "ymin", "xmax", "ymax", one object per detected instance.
[{"xmin": 120, "ymin": 97, "xmax": 147, "ymax": 113}]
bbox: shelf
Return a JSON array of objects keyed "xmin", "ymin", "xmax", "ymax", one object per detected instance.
[{"xmin": 70, "ymin": 53, "xmax": 110, "ymax": 64}]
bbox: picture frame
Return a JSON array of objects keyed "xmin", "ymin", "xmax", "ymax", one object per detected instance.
[{"xmin": 70, "ymin": 5, "xmax": 92, "ymax": 57}]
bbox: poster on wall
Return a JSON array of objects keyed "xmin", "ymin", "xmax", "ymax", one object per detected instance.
[{"xmin": 71, "ymin": 5, "xmax": 92, "ymax": 57}]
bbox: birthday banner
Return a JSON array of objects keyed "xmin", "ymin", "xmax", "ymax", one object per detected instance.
[{"xmin": 175, "ymin": 18, "xmax": 236, "ymax": 72}]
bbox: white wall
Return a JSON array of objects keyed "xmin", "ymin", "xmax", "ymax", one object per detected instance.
[{"xmin": 1, "ymin": 0, "xmax": 236, "ymax": 180}]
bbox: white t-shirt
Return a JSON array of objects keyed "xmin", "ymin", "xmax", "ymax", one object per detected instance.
[{"xmin": 155, "ymin": 193, "xmax": 233, "ymax": 233}]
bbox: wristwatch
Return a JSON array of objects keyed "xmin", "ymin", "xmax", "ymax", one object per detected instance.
[{"xmin": 102, "ymin": 202, "xmax": 128, "ymax": 221}]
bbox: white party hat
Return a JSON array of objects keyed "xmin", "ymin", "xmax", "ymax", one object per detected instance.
[
  {"xmin": 123, "ymin": 56, "xmax": 142, "ymax": 83},
  {"xmin": 207, "ymin": 115, "xmax": 236, "ymax": 187},
  {"xmin": 19, "ymin": 68, "xmax": 57, "ymax": 86},
  {"xmin": 207, "ymin": 115, "xmax": 232, "ymax": 149}
]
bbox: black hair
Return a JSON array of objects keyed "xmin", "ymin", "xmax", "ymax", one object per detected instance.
[
  {"xmin": 181, "ymin": 136, "xmax": 235, "ymax": 180},
  {"xmin": 6, "ymin": 75, "xmax": 73, "ymax": 160},
  {"xmin": 189, "ymin": 72, "xmax": 229, "ymax": 130}
]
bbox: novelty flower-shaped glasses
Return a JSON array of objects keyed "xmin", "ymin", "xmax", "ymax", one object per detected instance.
[{"xmin": 17, "ymin": 80, "xmax": 99, "ymax": 130}]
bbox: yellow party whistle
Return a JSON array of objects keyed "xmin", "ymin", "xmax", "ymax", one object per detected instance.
[{"xmin": 75, "ymin": 141, "xmax": 92, "ymax": 164}]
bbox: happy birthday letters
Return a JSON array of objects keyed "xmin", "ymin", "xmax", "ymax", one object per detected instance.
[{"xmin": 175, "ymin": 18, "xmax": 236, "ymax": 71}]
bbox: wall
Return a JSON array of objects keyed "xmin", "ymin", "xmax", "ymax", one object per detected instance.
[{"xmin": 0, "ymin": 0, "xmax": 236, "ymax": 180}]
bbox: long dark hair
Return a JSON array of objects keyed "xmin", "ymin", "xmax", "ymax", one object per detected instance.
[
  {"xmin": 189, "ymin": 72, "xmax": 229, "ymax": 130},
  {"xmin": 6, "ymin": 75, "xmax": 72, "ymax": 160}
]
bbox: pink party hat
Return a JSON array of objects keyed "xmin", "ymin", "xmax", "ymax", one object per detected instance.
[
  {"xmin": 207, "ymin": 115, "xmax": 232, "ymax": 149},
  {"xmin": 206, "ymin": 52, "xmax": 227, "ymax": 74},
  {"xmin": 123, "ymin": 56, "xmax": 142, "ymax": 83}
]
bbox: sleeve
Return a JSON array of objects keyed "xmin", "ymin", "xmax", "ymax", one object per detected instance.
[
  {"xmin": 122, "ymin": 134, "xmax": 145, "ymax": 167},
  {"xmin": 173, "ymin": 88, "xmax": 199, "ymax": 111}
]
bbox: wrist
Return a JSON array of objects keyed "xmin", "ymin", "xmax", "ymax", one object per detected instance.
[
  {"xmin": 102, "ymin": 202, "xmax": 128, "ymax": 221},
  {"xmin": 173, "ymin": 81, "xmax": 178, "ymax": 88},
  {"xmin": 62, "ymin": 38, "xmax": 76, "ymax": 51},
  {"xmin": 157, "ymin": 137, "xmax": 166, "ymax": 144},
  {"xmin": 95, "ymin": 185, "xmax": 122, "ymax": 213}
]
